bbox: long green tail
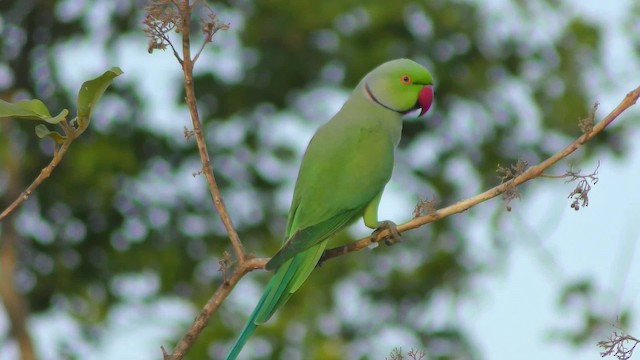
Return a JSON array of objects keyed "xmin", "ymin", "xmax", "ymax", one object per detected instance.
[
  {"xmin": 225, "ymin": 242, "xmax": 328, "ymax": 360},
  {"xmin": 224, "ymin": 304, "xmax": 258, "ymax": 360}
]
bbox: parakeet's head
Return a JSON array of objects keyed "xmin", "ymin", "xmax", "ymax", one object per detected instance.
[{"xmin": 362, "ymin": 58, "xmax": 434, "ymax": 116}]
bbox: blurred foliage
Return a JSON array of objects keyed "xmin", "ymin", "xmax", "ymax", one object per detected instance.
[
  {"xmin": 552, "ymin": 279, "xmax": 631, "ymax": 346},
  {"xmin": 0, "ymin": 0, "xmax": 634, "ymax": 359}
]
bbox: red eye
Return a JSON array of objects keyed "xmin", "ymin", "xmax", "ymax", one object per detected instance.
[{"xmin": 400, "ymin": 74, "xmax": 412, "ymax": 85}]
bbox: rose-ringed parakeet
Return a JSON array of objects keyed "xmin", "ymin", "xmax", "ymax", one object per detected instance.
[{"xmin": 226, "ymin": 58, "xmax": 434, "ymax": 359}]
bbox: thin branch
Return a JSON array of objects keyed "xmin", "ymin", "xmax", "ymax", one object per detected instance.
[
  {"xmin": 599, "ymin": 330, "xmax": 640, "ymax": 360},
  {"xmin": 193, "ymin": 10, "xmax": 229, "ymax": 64},
  {"xmin": 167, "ymin": 35, "xmax": 183, "ymax": 64},
  {"xmin": 165, "ymin": 257, "xmax": 268, "ymax": 360},
  {"xmin": 191, "ymin": 39, "xmax": 208, "ymax": 65},
  {"xmin": 540, "ymin": 160, "xmax": 600, "ymax": 181},
  {"xmin": 143, "ymin": 0, "xmax": 184, "ymax": 63},
  {"xmin": 153, "ymin": 2, "xmax": 247, "ymax": 358},
  {"xmin": 0, "ymin": 120, "xmax": 76, "ymax": 222},
  {"xmin": 175, "ymin": 1, "xmax": 244, "ymax": 262},
  {"xmin": 321, "ymin": 86, "xmax": 640, "ymax": 263}
]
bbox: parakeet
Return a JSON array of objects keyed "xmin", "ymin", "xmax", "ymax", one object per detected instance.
[{"xmin": 225, "ymin": 58, "xmax": 434, "ymax": 359}]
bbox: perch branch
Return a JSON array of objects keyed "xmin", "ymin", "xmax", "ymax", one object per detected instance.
[{"xmin": 321, "ymin": 85, "xmax": 640, "ymax": 263}]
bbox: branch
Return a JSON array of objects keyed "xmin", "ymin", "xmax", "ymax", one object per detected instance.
[
  {"xmin": 143, "ymin": 0, "xmax": 183, "ymax": 62},
  {"xmin": 321, "ymin": 86, "xmax": 640, "ymax": 263},
  {"xmin": 0, "ymin": 121, "xmax": 76, "ymax": 222},
  {"xmin": 151, "ymin": 2, "xmax": 249, "ymax": 358},
  {"xmin": 159, "ymin": 3, "xmax": 251, "ymax": 357},
  {"xmin": 599, "ymin": 331, "xmax": 640, "ymax": 360},
  {"xmin": 193, "ymin": 10, "xmax": 229, "ymax": 64},
  {"xmin": 163, "ymin": 257, "xmax": 268, "ymax": 360},
  {"xmin": 1, "ymin": 66, "xmax": 121, "ymax": 222},
  {"xmin": 173, "ymin": 1, "xmax": 244, "ymax": 260},
  {"xmin": 542, "ymin": 161, "xmax": 600, "ymax": 211}
]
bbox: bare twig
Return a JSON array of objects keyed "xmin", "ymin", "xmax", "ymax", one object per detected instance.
[
  {"xmin": 0, "ymin": 119, "xmax": 78, "ymax": 222},
  {"xmin": 598, "ymin": 331, "xmax": 640, "ymax": 360},
  {"xmin": 408, "ymin": 348, "xmax": 427, "ymax": 360},
  {"xmin": 193, "ymin": 10, "xmax": 229, "ymax": 63},
  {"xmin": 542, "ymin": 161, "xmax": 600, "ymax": 211},
  {"xmin": 144, "ymin": 0, "xmax": 183, "ymax": 62},
  {"xmin": 0, "ymin": 144, "xmax": 71, "ymax": 222},
  {"xmin": 156, "ymin": 3, "xmax": 246, "ymax": 358},
  {"xmin": 541, "ymin": 161, "xmax": 600, "ymax": 181},
  {"xmin": 175, "ymin": 3, "xmax": 244, "ymax": 261}
]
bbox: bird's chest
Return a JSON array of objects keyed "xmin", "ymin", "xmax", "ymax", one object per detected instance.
[
  {"xmin": 332, "ymin": 126, "xmax": 394, "ymax": 188},
  {"xmin": 299, "ymin": 118, "xmax": 397, "ymax": 200}
]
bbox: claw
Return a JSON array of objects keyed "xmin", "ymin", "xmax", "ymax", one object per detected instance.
[{"xmin": 370, "ymin": 220, "xmax": 402, "ymax": 245}]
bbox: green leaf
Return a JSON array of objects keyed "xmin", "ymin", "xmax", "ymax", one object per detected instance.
[
  {"xmin": 76, "ymin": 67, "xmax": 123, "ymax": 128},
  {"xmin": 35, "ymin": 124, "xmax": 67, "ymax": 144},
  {"xmin": 0, "ymin": 99, "xmax": 69, "ymax": 124}
]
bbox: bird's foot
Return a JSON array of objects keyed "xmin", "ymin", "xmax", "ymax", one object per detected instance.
[{"xmin": 370, "ymin": 220, "xmax": 402, "ymax": 246}]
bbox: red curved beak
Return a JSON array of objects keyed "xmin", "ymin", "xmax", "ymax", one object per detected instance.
[{"xmin": 417, "ymin": 85, "xmax": 434, "ymax": 116}]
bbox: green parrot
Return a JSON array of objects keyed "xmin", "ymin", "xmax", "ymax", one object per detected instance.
[{"xmin": 225, "ymin": 58, "xmax": 434, "ymax": 359}]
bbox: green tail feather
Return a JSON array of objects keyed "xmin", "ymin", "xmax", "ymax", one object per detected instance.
[
  {"xmin": 225, "ymin": 243, "xmax": 327, "ymax": 360},
  {"xmin": 224, "ymin": 262, "xmax": 294, "ymax": 360},
  {"xmin": 225, "ymin": 314, "xmax": 257, "ymax": 360}
]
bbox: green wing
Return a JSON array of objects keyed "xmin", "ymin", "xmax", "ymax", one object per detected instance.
[
  {"xmin": 266, "ymin": 106, "xmax": 397, "ymax": 270},
  {"xmin": 266, "ymin": 207, "xmax": 363, "ymax": 270}
]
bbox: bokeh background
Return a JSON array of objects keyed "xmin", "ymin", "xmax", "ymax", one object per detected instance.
[{"xmin": 1, "ymin": 0, "xmax": 639, "ymax": 359}]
